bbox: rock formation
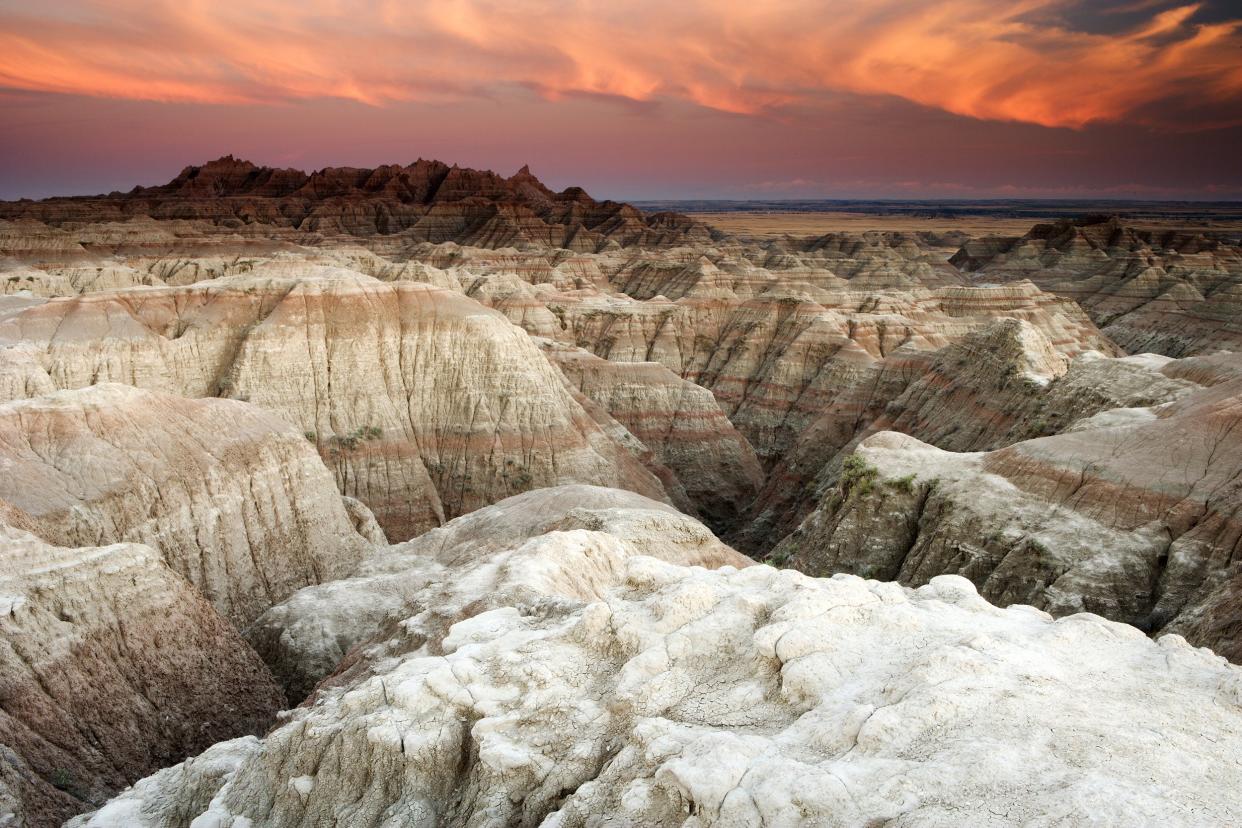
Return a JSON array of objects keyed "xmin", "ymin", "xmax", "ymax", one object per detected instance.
[
  {"xmin": 3, "ymin": 163, "xmax": 1242, "ymax": 826},
  {"xmin": 0, "ymin": 272, "xmax": 669, "ymax": 540},
  {"xmin": 775, "ymin": 360, "xmax": 1242, "ymax": 658},
  {"xmin": 0, "ymin": 526, "xmax": 284, "ymax": 827},
  {"xmin": 0, "ymin": 384, "xmax": 375, "ymax": 625},
  {"xmin": 530, "ymin": 281, "xmax": 1115, "ymax": 468},
  {"xmin": 953, "ymin": 216, "xmax": 1242, "ymax": 356},
  {"xmin": 737, "ymin": 323, "xmax": 1197, "ymax": 551},
  {"xmin": 0, "ymin": 157, "xmax": 715, "ymax": 253},
  {"xmin": 73, "ymin": 557, "xmax": 1242, "ymax": 827},
  {"xmin": 540, "ymin": 340, "xmax": 764, "ymax": 527},
  {"xmin": 246, "ymin": 484, "xmax": 750, "ymax": 701}
]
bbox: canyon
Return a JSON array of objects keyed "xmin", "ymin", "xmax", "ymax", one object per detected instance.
[{"xmin": 1, "ymin": 160, "xmax": 1240, "ymax": 826}]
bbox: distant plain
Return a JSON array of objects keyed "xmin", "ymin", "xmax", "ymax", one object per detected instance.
[{"xmin": 632, "ymin": 200, "xmax": 1242, "ymax": 242}]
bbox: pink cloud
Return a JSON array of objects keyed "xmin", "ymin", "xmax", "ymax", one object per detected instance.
[{"xmin": 0, "ymin": 1, "xmax": 1239, "ymax": 129}]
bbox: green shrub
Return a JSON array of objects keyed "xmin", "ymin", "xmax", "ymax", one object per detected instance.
[
  {"xmin": 887, "ymin": 473, "xmax": 917, "ymax": 494},
  {"xmin": 840, "ymin": 454, "xmax": 879, "ymax": 498},
  {"xmin": 329, "ymin": 425, "xmax": 384, "ymax": 453},
  {"xmin": 50, "ymin": 768, "xmax": 76, "ymax": 794}
]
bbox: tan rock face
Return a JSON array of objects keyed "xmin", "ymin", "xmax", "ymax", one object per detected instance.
[
  {"xmin": 539, "ymin": 340, "xmax": 764, "ymax": 527},
  {"xmin": 539, "ymin": 281, "xmax": 1114, "ymax": 468},
  {"xmin": 0, "ymin": 526, "xmax": 284, "ymax": 827},
  {"xmin": 954, "ymin": 216, "xmax": 1242, "ymax": 356},
  {"xmin": 0, "ymin": 384, "xmax": 374, "ymax": 625},
  {"xmin": 0, "ymin": 273, "xmax": 669, "ymax": 540},
  {"xmin": 776, "ymin": 364, "xmax": 1242, "ymax": 658},
  {"xmin": 736, "ymin": 323, "xmax": 1196, "ymax": 553}
]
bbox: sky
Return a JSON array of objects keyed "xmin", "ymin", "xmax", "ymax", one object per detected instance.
[{"xmin": 2, "ymin": 0, "xmax": 1241, "ymax": 201}]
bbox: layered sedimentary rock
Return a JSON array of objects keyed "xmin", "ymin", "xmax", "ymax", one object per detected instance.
[
  {"xmin": 0, "ymin": 272, "xmax": 668, "ymax": 540},
  {"xmin": 776, "ymin": 365, "xmax": 1242, "ymax": 657},
  {"xmin": 736, "ymin": 322, "xmax": 1195, "ymax": 553},
  {"xmin": 755, "ymin": 230, "xmax": 967, "ymax": 288},
  {"xmin": 0, "ymin": 157, "xmax": 715, "ymax": 254},
  {"xmin": 0, "ymin": 384, "xmax": 374, "ymax": 625},
  {"xmin": 246, "ymin": 485, "xmax": 750, "ymax": 700},
  {"xmin": 75, "ymin": 557, "xmax": 1242, "ymax": 827},
  {"xmin": 0, "ymin": 251, "xmax": 277, "ymax": 297},
  {"xmin": 0, "ymin": 263, "xmax": 160, "ymax": 296},
  {"xmin": 0, "ymin": 527, "xmax": 284, "ymax": 827},
  {"xmin": 540, "ymin": 340, "xmax": 764, "ymax": 527},
  {"xmin": 954, "ymin": 216, "xmax": 1242, "ymax": 356},
  {"xmin": 537, "ymin": 281, "xmax": 1116, "ymax": 468},
  {"xmin": 604, "ymin": 231, "xmax": 965, "ymax": 300}
]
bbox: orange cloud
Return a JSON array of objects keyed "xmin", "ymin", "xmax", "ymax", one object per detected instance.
[{"xmin": 0, "ymin": 0, "xmax": 1238, "ymax": 129}]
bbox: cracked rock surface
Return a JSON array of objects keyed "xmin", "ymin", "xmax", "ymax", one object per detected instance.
[
  {"xmin": 246, "ymin": 484, "xmax": 751, "ymax": 701},
  {"xmin": 73, "ymin": 557, "xmax": 1242, "ymax": 827}
]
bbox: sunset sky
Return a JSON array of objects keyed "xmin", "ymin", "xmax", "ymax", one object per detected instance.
[{"xmin": 2, "ymin": 0, "xmax": 1241, "ymax": 200}]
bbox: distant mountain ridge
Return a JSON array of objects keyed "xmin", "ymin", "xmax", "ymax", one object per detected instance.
[
  {"xmin": 139, "ymin": 156, "xmax": 571, "ymax": 204},
  {"xmin": 0, "ymin": 156, "xmax": 715, "ymax": 251}
]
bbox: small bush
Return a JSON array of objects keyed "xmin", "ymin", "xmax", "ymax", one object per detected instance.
[
  {"xmin": 50, "ymin": 768, "xmax": 79, "ymax": 796},
  {"xmin": 840, "ymin": 454, "xmax": 879, "ymax": 498},
  {"xmin": 503, "ymin": 462, "xmax": 534, "ymax": 490},
  {"xmin": 329, "ymin": 425, "xmax": 384, "ymax": 453},
  {"xmin": 887, "ymin": 473, "xmax": 917, "ymax": 494}
]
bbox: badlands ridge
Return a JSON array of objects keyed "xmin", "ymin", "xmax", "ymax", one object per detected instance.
[{"xmin": 1, "ymin": 158, "xmax": 1241, "ymax": 825}]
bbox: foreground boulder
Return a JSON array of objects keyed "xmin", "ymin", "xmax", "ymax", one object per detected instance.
[
  {"xmin": 74, "ymin": 558, "xmax": 1242, "ymax": 826},
  {"xmin": 0, "ymin": 526, "xmax": 284, "ymax": 827},
  {"xmin": 0, "ymin": 384, "xmax": 376, "ymax": 625}
]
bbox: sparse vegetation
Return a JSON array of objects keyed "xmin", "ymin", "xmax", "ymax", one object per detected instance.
[
  {"xmin": 840, "ymin": 453, "xmax": 879, "ymax": 498},
  {"xmin": 328, "ymin": 425, "xmax": 384, "ymax": 453},
  {"xmin": 765, "ymin": 546, "xmax": 794, "ymax": 567},
  {"xmin": 547, "ymin": 303, "xmax": 568, "ymax": 329},
  {"xmin": 501, "ymin": 458, "xmax": 535, "ymax": 489},
  {"xmin": 887, "ymin": 473, "xmax": 917, "ymax": 494},
  {"xmin": 50, "ymin": 768, "xmax": 80, "ymax": 797}
]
